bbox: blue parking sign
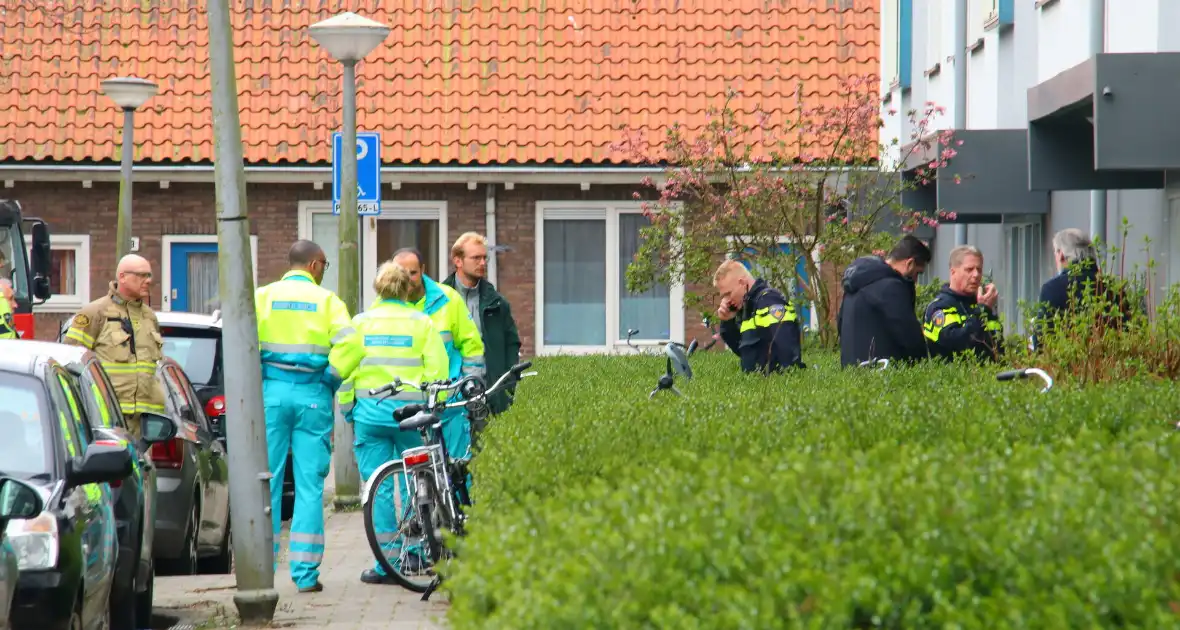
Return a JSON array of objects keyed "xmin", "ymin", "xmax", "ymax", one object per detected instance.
[{"xmin": 332, "ymin": 131, "xmax": 382, "ymax": 216}]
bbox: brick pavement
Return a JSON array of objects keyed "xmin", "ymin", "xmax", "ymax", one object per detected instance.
[{"xmin": 153, "ymin": 464, "xmax": 450, "ymax": 629}]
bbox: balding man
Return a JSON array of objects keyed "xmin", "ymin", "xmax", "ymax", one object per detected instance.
[
  {"xmin": 713, "ymin": 259, "xmax": 805, "ymax": 373},
  {"xmin": 63, "ymin": 254, "xmax": 167, "ymax": 436},
  {"xmin": 255, "ymin": 240, "xmax": 362, "ymax": 593}
]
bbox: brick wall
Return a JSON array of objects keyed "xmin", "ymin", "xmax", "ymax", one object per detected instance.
[{"xmin": 8, "ymin": 179, "xmax": 710, "ymax": 354}]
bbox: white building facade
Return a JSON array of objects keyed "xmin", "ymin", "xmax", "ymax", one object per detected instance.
[{"xmin": 881, "ymin": 0, "xmax": 1180, "ymax": 330}]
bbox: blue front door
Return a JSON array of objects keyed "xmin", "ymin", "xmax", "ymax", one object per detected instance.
[{"xmin": 169, "ymin": 242, "xmax": 220, "ymax": 313}]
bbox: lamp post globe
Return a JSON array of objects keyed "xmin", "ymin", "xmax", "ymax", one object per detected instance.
[
  {"xmin": 100, "ymin": 77, "xmax": 158, "ymax": 110},
  {"xmin": 308, "ymin": 12, "xmax": 391, "ymax": 62}
]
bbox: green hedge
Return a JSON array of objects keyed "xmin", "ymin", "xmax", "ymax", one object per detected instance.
[{"xmin": 446, "ymin": 352, "xmax": 1180, "ymax": 629}]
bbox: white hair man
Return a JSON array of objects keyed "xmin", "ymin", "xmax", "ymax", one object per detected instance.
[{"xmin": 1031, "ymin": 228, "xmax": 1128, "ymax": 349}]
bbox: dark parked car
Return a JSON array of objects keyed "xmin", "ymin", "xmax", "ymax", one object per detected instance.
[
  {"xmin": 156, "ymin": 310, "xmax": 295, "ymax": 520},
  {"xmin": 150, "ymin": 356, "xmax": 233, "ymax": 575},
  {"xmin": 0, "ymin": 350, "xmax": 170, "ymax": 630},
  {"xmin": 0, "ymin": 339, "xmax": 176, "ymax": 630},
  {"xmin": 57, "ymin": 315, "xmax": 235, "ymax": 575},
  {"xmin": 0, "ymin": 477, "xmax": 43, "ymax": 630}
]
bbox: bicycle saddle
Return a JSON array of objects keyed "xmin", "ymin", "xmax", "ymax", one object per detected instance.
[{"xmin": 399, "ymin": 410, "xmax": 440, "ymax": 432}]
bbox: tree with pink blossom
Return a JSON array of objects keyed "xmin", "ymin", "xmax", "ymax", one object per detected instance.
[{"xmin": 612, "ymin": 75, "xmax": 963, "ymax": 348}]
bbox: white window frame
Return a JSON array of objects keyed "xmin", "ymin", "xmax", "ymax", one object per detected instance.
[
  {"xmin": 926, "ymin": 0, "xmax": 944, "ymax": 71},
  {"xmin": 297, "ymin": 200, "xmax": 449, "ymax": 310},
  {"xmin": 160, "ymin": 234, "xmax": 259, "ymax": 312},
  {"xmin": 23, "ymin": 233, "xmax": 90, "ymax": 313},
  {"xmin": 724, "ymin": 235, "xmax": 823, "ymax": 331},
  {"xmin": 883, "ymin": 0, "xmax": 900, "ymax": 87},
  {"xmin": 1002, "ymin": 218, "xmax": 1043, "ymax": 335},
  {"xmin": 534, "ymin": 201, "xmax": 686, "ymax": 356},
  {"xmin": 968, "ymin": 0, "xmax": 988, "ymax": 44}
]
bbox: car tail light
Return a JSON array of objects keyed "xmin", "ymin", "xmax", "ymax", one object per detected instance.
[
  {"xmin": 150, "ymin": 439, "xmax": 184, "ymax": 469},
  {"xmin": 404, "ymin": 452, "xmax": 430, "ymax": 466},
  {"xmin": 205, "ymin": 395, "xmax": 226, "ymax": 419}
]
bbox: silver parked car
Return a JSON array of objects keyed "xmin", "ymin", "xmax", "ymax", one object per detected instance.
[{"xmin": 150, "ymin": 357, "xmax": 233, "ymax": 575}]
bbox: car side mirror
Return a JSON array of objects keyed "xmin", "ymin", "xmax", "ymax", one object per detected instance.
[
  {"xmin": 67, "ymin": 441, "xmax": 133, "ymax": 488},
  {"xmin": 29, "ymin": 221, "xmax": 52, "ymax": 302},
  {"xmin": 0, "ymin": 476, "xmax": 44, "ymax": 523},
  {"xmin": 140, "ymin": 412, "xmax": 178, "ymax": 444}
]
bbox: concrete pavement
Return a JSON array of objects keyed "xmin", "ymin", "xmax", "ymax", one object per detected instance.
[{"xmin": 152, "ymin": 463, "xmax": 450, "ymax": 629}]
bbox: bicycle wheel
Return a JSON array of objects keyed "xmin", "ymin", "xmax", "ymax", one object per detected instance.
[{"xmin": 361, "ymin": 461, "xmax": 438, "ymax": 593}]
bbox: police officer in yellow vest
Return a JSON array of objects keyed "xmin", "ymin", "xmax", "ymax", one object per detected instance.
[
  {"xmin": 0, "ymin": 279, "xmax": 17, "ymax": 339},
  {"xmin": 335, "ymin": 260, "xmax": 448, "ymax": 584},
  {"xmin": 255, "ymin": 241, "xmax": 364, "ymax": 593},
  {"xmin": 922, "ymin": 245, "xmax": 1004, "ymax": 362},
  {"xmin": 391, "ymin": 248, "xmax": 485, "ymax": 459},
  {"xmin": 63, "ymin": 254, "xmax": 167, "ymax": 436}
]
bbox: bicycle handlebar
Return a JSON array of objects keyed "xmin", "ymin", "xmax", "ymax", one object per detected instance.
[
  {"xmin": 858, "ymin": 358, "xmax": 889, "ymax": 370},
  {"xmin": 367, "ymin": 360, "xmax": 535, "ymax": 403},
  {"xmin": 996, "ymin": 367, "xmax": 1054, "ymax": 392}
]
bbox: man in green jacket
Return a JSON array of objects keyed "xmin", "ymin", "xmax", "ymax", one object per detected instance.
[{"xmin": 442, "ymin": 232, "xmax": 522, "ymax": 418}]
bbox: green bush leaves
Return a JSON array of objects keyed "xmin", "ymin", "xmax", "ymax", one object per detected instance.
[{"xmin": 446, "ymin": 353, "xmax": 1180, "ymax": 629}]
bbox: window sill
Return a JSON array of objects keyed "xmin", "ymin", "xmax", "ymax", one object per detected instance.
[
  {"xmin": 33, "ymin": 298, "xmax": 86, "ymax": 314},
  {"xmin": 1034, "ymin": 0, "xmax": 1059, "ymax": 9},
  {"xmin": 924, "ymin": 62, "xmax": 941, "ymax": 78},
  {"xmin": 968, "ymin": 37, "xmax": 984, "ymax": 54},
  {"xmin": 984, "ymin": 13, "xmax": 999, "ymax": 31}
]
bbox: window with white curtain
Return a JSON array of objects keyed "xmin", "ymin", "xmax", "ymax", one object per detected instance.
[
  {"xmin": 24, "ymin": 234, "xmax": 90, "ymax": 312},
  {"xmin": 535, "ymin": 202, "xmax": 684, "ymax": 354}
]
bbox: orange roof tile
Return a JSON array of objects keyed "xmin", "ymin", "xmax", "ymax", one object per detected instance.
[{"xmin": 0, "ymin": 0, "xmax": 878, "ymax": 166}]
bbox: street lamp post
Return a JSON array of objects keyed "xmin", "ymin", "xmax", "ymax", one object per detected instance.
[
  {"xmin": 100, "ymin": 77, "xmax": 158, "ymax": 263},
  {"xmin": 309, "ymin": 12, "xmax": 391, "ymax": 509}
]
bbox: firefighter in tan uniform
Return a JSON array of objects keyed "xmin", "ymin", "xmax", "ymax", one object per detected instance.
[{"xmin": 63, "ymin": 254, "xmax": 167, "ymax": 437}]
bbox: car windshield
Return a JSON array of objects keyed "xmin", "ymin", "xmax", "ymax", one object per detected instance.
[
  {"xmin": 0, "ymin": 222, "xmax": 30, "ymax": 302},
  {"xmin": 0, "ymin": 371, "xmax": 52, "ymax": 478},
  {"xmin": 160, "ymin": 330, "xmax": 218, "ymax": 386}
]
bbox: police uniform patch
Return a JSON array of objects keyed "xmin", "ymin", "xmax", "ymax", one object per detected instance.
[
  {"xmin": 769, "ymin": 303, "xmax": 786, "ymax": 322},
  {"xmin": 3, "ymin": 312, "xmax": 12, "ymax": 326},
  {"xmin": 932, "ymin": 310, "xmax": 945, "ymax": 327},
  {"xmin": 73, "ymin": 313, "xmax": 90, "ymax": 328}
]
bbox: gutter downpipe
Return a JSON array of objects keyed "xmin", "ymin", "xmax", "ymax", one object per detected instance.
[
  {"xmin": 485, "ymin": 183, "xmax": 498, "ymax": 286},
  {"xmin": 1089, "ymin": 0, "xmax": 1107, "ymax": 245},
  {"xmin": 953, "ymin": 0, "xmax": 969, "ymax": 247}
]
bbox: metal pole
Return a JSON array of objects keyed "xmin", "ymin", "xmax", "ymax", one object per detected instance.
[
  {"xmin": 207, "ymin": 0, "xmax": 278, "ymax": 621},
  {"xmin": 953, "ymin": 0, "xmax": 969, "ymax": 247},
  {"xmin": 116, "ymin": 108, "xmax": 135, "ymax": 262},
  {"xmin": 333, "ymin": 59, "xmax": 362, "ymax": 509},
  {"xmin": 1089, "ymin": 0, "xmax": 1107, "ymax": 244}
]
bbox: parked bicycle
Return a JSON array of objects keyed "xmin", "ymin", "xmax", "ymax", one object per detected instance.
[
  {"xmin": 359, "ymin": 361, "xmax": 536, "ymax": 599},
  {"xmin": 996, "ymin": 367, "xmax": 1054, "ymax": 393},
  {"xmin": 697, "ymin": 318, "xmax": 721, "ymax": 351},
  {"xmin": 625, "ymin": 328, "xmax": 668, "ymax": 355},
  {"xmin": 858, "ymin": 358, "xmax": 890, "ymax": 370}
]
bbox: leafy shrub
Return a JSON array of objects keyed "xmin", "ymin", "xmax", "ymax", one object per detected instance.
[{"xmin": 446, "ymin": 352, "xmax": 1180, "ymax": 628}]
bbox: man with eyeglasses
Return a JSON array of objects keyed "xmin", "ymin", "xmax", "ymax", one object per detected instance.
[
  {"xmin": 63, "ymin": 254, "xmax": 168, "ymax": 439},
  {"xmin": 255, "ymin": 240, "xmax": 361, "ymax": 593}
]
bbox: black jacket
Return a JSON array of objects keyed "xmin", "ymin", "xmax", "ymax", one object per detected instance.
[
  {"xmin": 1030, "ymin": 261, "xmax": 1130, "ymax": 350},
  {"xmin": 837, "ymin": 256, "xmax": 928, "ymax": 367},
  {"xmin": 718, "ymin": 278, "xmax": 805, "ymax": 374},
  {"xmin": 922, "ymin": 284, "xmax": 1003, "ymax": 361}
]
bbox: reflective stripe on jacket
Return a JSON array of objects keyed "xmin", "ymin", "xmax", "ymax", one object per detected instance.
[
  {"xmin": 255, "ymin": 270, "xmax": 363, "ymax": 389},
  {"xmin": 62, "ymin": 282, "xmax": 167, "ymax": 416},
  {"xmin": 334, "ymin": 299, "xmax": 449, "ymax": 424},
  {"xmin": 412, "ymin": 275, "xmax": 486, "ymax": 382},
  {"xmin": 0, "ymin": 294, "xmax": 16, "ymax": 339}
]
